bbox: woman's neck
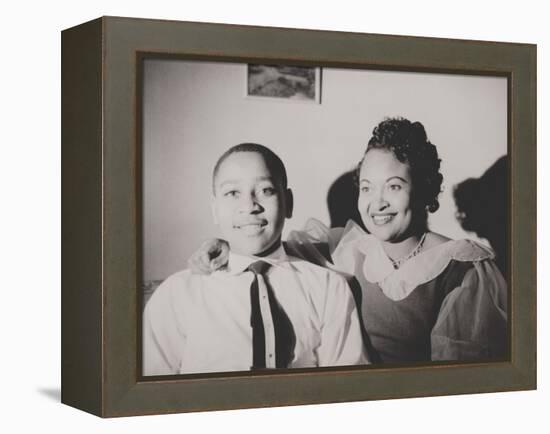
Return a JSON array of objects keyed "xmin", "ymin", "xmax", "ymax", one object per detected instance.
[
  {"xmin": 381, "ymin": 214, "xmax": 429, "ymax": 262},
  {"xmin": 381, "ymin": 235, "xmax": 422, "ymax": 262}
]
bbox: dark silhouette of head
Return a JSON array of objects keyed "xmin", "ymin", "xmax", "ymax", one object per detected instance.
[
  {"xmin": 327, "ymin": 169, "xmax": 365, "ymax": 229},
  {"xmin": 454, "ymin": 156, "xmax": 508, "ymax": 277}
]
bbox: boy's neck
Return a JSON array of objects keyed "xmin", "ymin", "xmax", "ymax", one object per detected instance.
[{"xmin": 255, "ymin": 238, "xmax": 283, "ymax": 258}]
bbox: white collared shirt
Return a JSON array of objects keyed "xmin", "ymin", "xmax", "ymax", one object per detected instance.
[{"xmin": 143, "ymin": 245, "xmax": 368, "ymax": 375}]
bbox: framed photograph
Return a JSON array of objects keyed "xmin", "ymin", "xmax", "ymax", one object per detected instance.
[
  {"xmin": 246, "ymin": 64, "xmax": 322, "ymax": 103},
  {"xmin": 62, "ymin": 16, "xmax": 536, "ymax": 417}
]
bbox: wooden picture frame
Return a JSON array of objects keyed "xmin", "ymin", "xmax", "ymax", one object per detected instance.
[{"xmin": 61, "ymin": 16, "xmax": 536, "ymax": 417}]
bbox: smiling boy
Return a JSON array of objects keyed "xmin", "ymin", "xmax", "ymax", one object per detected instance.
[
  {"xmin": 142, "ymin": 143, "xmax": 367, "ymax": 375},
  {"xmin": 210, "ymin": 143, "xmax": 291, "ymax": 257}
]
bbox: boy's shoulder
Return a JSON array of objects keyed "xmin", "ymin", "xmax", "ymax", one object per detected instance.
[
  {"xmin": 148, "ymin": 268, "xmax": 213, "ymax": 303},
  {"xmin": 156, "ymin": 268, "xmax": 194, "ymax": 288}
]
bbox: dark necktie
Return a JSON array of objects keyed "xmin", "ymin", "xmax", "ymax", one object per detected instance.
[{"xmin": 247, "ymin": 261, "xmax": 295, "ymax": 369}]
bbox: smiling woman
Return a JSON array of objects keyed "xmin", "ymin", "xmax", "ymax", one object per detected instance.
[
  {"xmin": 356, "ymin": 118, "xmax": 445, "ymax": 263},
  {"xmin": 289, "ymin": 117, "xmax": 508, "ymax": 362}
]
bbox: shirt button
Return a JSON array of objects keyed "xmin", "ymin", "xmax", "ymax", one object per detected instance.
[{"xmin": 269, "ymin": 354, "xmax": 273, "ymax": 358}]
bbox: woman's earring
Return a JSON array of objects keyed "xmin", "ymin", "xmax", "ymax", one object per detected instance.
[{"xmin": 426, "ymin": 202, "xmax": 439, "ymax": 213}]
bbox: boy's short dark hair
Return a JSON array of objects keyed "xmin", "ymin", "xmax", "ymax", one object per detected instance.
[{"xmin": 212, "ymin": 143, "xmax": 288, "ymax": 193}]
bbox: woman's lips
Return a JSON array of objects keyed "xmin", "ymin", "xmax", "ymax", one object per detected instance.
[{"xmin": 371, "ymin": 214, "xmax": 395, "ymax": 225}]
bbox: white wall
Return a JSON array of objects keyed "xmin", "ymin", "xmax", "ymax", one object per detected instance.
[{"xmin": 143, "ymin": 60, "xmax": 507, "ymax": 281}]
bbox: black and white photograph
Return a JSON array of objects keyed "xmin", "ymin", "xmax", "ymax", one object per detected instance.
[{"xmin": 141, "ymin": 58, "xmax": 509, "ymax": 376}]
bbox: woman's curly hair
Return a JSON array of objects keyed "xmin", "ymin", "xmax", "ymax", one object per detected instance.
[{"xmin": 357, "ymin": 117, "xmax": 443, "ymax": 215}]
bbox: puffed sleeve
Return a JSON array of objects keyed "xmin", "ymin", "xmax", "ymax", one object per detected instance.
[
  {"xmin": 285, "ymin": 218, "xmax": 343, "ymax": 268},
  {"xmin": 286, "ymin": 218, "xmax": 369, "ymax": 276},
  {"xmin": 431, "ymin": 259, "xmax": 508, "ymax": 361}
]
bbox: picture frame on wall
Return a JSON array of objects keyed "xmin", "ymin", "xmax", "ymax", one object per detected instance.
[
  {"xmin": 61, "ymin": 16, "xmax": 536, "ymax": 417},
  {"xmin": 246, "ymin": 64, "xmax": 322, "ymax": 103}
]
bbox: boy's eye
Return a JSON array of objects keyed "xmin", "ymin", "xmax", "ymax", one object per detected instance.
[
  {"xmin": 224, "ymin": 190, "xmax": 239, "ymax": 198},
  {"xmin": 360, "ymin": 186, "xmax": 370, "ymax": 193}
]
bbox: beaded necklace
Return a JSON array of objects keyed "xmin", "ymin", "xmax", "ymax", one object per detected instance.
[{"xmin": 388, "ymin": 232, "xmax": 428, "ymax": 270}]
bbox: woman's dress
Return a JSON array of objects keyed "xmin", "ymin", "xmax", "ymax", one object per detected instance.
[{"xmin": 287, "ymin": 219, "xmax": 508, "ymax": 362}]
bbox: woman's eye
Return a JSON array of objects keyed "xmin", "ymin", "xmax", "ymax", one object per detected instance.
[
  {"xmin": 389, "ymin": 184, "xmax": 402, "ymax": 191},
  {"xmin": 360, "ymin": 186, "xmax": 370, "ymax": 193},
  {"xmin": 259, "ymin": 187, "xmax": 276, "ymax": 197}
]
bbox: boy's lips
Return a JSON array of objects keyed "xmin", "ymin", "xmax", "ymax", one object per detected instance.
[
  {"xmin": 234, "ymin": 220, "xmax": 267, "ymax": 229},
  {"xmin": 234, "ymin": 220, "xmax": 268, "ymax": 235}
]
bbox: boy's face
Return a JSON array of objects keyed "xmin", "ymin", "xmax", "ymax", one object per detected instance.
[{"xmin": 212, "ymin": 151, "xmax": 292, "ymax": 256}]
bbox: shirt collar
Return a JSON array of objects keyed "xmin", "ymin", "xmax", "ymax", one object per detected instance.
[{"xmin": 225, "ymin": 244, "xmax": 292, "ymax": 275}]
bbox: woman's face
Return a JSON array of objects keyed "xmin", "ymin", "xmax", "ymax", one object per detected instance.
[{"xmin": 357, "ymin": 149, "xmax": 414, "ymax": 243}]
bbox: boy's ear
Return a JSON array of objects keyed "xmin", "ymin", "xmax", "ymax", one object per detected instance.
[
  {"xmin": 210, "ymin": 195, "xmax": 219, "ymax": 225},
  {"xmin": 285, "ymin": 188, "xmax": 293, "ymax": 219}
]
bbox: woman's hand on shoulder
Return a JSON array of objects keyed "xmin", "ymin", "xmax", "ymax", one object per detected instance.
[{"xmin": 188, "ymin": 239, "xmax": 230, "ymax": 275}]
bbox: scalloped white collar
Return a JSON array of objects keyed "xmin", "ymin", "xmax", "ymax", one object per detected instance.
[{"xmin": 332, "ymin": 221, "xmax": 495, "ymax": 301}]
